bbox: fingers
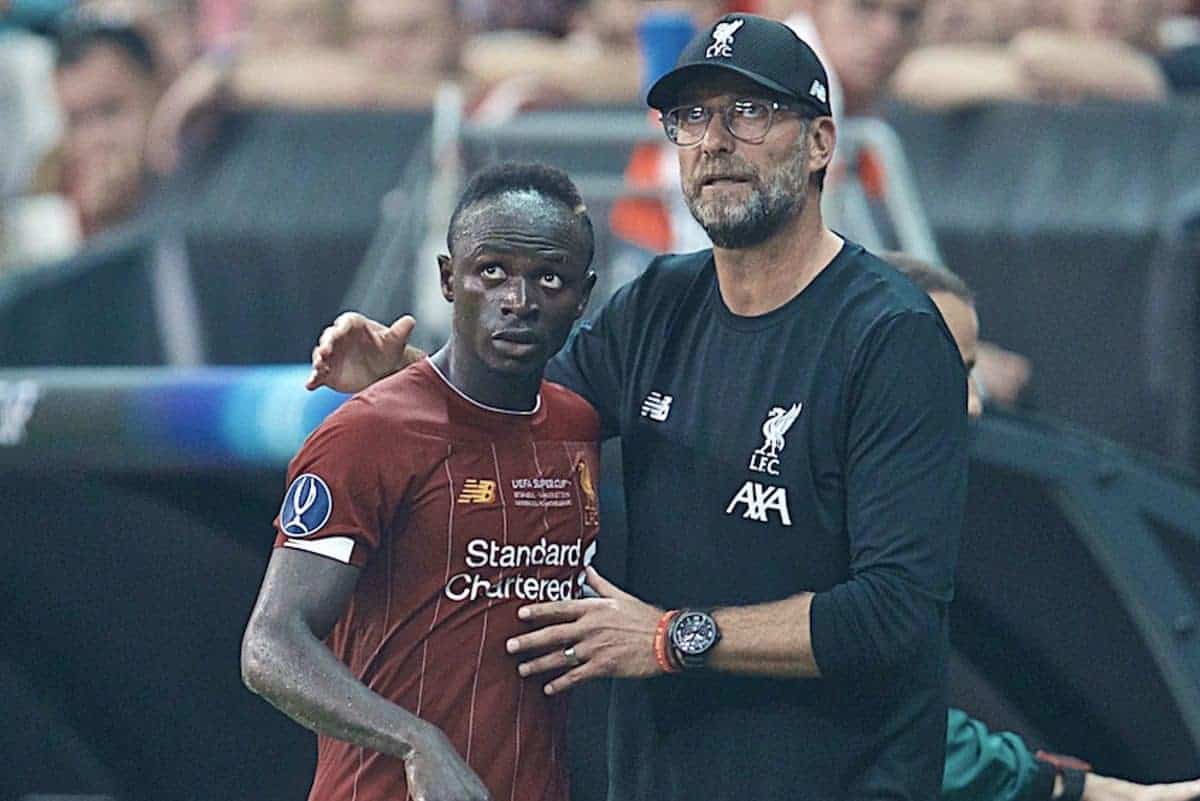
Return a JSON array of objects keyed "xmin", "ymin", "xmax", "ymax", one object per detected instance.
[
  {"xmin": 388, "ymin": 314, "xmax": 416, "ymax": 340},
  {"xmin": 516, "ymin": 598, "xmax": 599, "ymax": 626},
  {"xmin": 513, "ymin": 642, "xmax": 602, "ymax": 694},
  {"xmin": 516, "ymin": 641, "xmax": 587, "ymax": 678},
  {"xmin": 541, "ymin": 662, "xmax": 598, "ymax": 696},
  {"xmin": 506, "ymin": 620, "xmax": 582, "ymax": 656}
]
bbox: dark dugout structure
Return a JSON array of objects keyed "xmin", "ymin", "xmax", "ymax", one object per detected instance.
[{"xmin": 0, "ymin": 372, "xmax": 1198, "ymax": 801}]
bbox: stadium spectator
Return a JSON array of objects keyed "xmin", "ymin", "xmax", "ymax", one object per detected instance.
[
  {"xmin": 785, "ymin": 0, "xmax": 926, "ymax": 116},
  {"xmin": 893, "ymin": 0, "xmax": 1200, "ymax": 107},
  {"xmin": 918, "ymin": 0, "xmax": 1005, "ymax": 45},
  {"xmin": 245, "ymin": 0, "xmax": 338, "ymax": 50},
  {"xmin": 1, "ymin": 5, "xmax": 74, "ymax": 269},
  {"xmin": 461, "ymin": 1, "xmax": 726, "ymax": 107},
  {"xmin": 146, "ymin": 0, "xmax": 460, "ymax": 172},
  {"xmin": 54, "ymin": 17, "xmax": 160, "ymax": 239},
  {"xmin": 82, "ymin": 0, "xmax": 202, "ymax": 82},
  {"xmin": 458, "ymin": 0, "xmax": 580, "ymax": 37}
]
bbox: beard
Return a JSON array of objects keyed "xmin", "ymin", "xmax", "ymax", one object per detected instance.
[{"xmin": 683, "ymin": 146, "xmax": 809, "ymax": 249}]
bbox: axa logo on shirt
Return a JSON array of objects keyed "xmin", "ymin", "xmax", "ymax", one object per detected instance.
[
  {"xmin": 725, "ymin": 481, "xmax": 792, "ymax": 526},
  {"xmin": 641, "ymin": 391, "xmax": 673, "ymax": 422}
]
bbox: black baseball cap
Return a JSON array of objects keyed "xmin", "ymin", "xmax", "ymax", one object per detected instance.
[{"xmin": 646, "ymin": 14, "xmax": 832, "ymax": 118}]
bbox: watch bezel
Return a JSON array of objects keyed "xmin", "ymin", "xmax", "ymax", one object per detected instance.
[{"xmin": 669, "ymin": 609, "xmax": 721, "ymax": 669}]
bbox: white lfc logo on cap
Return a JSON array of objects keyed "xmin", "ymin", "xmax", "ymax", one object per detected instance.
[{"xmin": 706, "ymin": 19, "xmax": 744, "ymax": 58}]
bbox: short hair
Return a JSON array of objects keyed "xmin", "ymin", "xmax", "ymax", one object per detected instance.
[
  {"xmin": 447, "ymin": 162, "xmax": 596, "ymax": 267},
  {"xmin": 879, "ymin": 250, "xmax": 974, "ymax": 304},
  {"xmin": 55, "ymin": 16, "xmax": 157, "ymax": 77}
]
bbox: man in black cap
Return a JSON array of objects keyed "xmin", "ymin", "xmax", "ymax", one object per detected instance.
[{"xmin": 309, "ymin": 14, "xmax": 967, "ymax": 801}]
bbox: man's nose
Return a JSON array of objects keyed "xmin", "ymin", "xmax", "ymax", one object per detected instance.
[
  {"xmin": 699, "ymin": 112, "xmax": 736, "ymax": 155},
  {"xmin": 500, "ymin": 279, "xmax": 538, "ymax": 317}
]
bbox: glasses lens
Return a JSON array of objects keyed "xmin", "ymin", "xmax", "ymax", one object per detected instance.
[
  {"xmin": 727, "ymin": 100, "xmax": 772, "ymax": 142},
  {"xmin": 665, "ymin": 106, "xmax": 709, "ymax": 146}
]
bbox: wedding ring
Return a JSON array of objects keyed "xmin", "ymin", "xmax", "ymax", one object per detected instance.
[{"xmin": 563, "ymin": 646, "xmax": 582, "ymax": 666}]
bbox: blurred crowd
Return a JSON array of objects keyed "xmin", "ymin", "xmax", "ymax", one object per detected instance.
[{"xmin": 1, "ymin": 0, "xmax": 1198, "ymax": 273}]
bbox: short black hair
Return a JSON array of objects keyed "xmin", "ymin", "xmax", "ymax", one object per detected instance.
[
  {"xmin": 447, "ymin": 162, "xmax": 595, "ymax": 267},
  {"xmin": 879, "ymin": 251, "xmax": 975, "ymax": 304},
  {"xmin": 55, "ymin": 16, "xmax": 157, "ymax": 77}
]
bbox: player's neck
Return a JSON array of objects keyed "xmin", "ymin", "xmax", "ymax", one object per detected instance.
[
  {"xmin": 712, "ymin": 204, "xmax": 843, "ymax": 317},
  {"xmin": 430, "ymin": 346, "xmax": 542, "ymax": 413}
]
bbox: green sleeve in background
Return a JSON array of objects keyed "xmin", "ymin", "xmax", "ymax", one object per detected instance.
[{"xmin": 943, "ymin": 708, "xmax": 1044, "ymax": 801}]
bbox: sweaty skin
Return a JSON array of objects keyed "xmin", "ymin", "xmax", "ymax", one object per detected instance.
[{"xmin": 432, "ymin": 190, "xmax": 595, "ymax": 410}]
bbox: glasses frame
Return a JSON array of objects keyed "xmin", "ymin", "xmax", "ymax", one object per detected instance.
[{"xmin": 660, "ymin": 98, "xmax": 805, "ymax": 147}]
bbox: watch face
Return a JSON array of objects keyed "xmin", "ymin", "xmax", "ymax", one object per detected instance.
[{"xmin": 673, "ymin": 612, "xmax": 717, "ymax": 655}]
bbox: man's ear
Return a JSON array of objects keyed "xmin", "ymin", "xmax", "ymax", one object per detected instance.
[
  {"xmin": 438, "ymin": 254, "xmax": 454, "ymax": 302},
  {"xmin": 808, "ymin": 116, "xmax": 836, "ymax": 174},
  {"xmin": 576, "ymin": 271, "xmax": 598, "ymax": 318}
]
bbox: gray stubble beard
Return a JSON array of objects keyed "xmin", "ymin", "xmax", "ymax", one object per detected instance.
[{"xmin": 684, "ymin": 144, "xmax": 810, "ymax": 250}]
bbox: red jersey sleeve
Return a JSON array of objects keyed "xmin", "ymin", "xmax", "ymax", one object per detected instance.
[{"xmin": 272, "ymin": 396, "xmax": 406, "ymax": 568}]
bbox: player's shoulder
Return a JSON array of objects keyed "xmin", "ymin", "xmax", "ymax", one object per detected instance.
[
  {"xmin": 844, "ymin": 243, "xmax": 938, "ymax": 313},
  {"xmin": 539, "ymin": 379, "xmax": 602, "ymax": 440},
  {"xmin": 831, "ymin": 241, "xmax": 942, "ymax": 328},
  {"xmin": 638, "ymin": 248, "xmax": 713, "ymax": 291},
  {"xmin": 352, "ymin": 359, "xmax": 443, "ymax": 419},
  {"xmin": 306, "ymin": 361, "xmax": 440, "ymax": 442}
]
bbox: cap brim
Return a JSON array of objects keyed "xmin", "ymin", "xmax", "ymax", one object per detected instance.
[{"xmin": 647, "ymin": 61, "xmax": 806, "ymax": 111}]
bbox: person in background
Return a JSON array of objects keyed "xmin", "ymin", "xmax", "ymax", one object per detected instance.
[
  {"xmin": 82, "ymin": 0, "xmax": 201, "ymax": 83},
  {"xmin": 885, "ymin": 250, "xmax": 1200, "ymax": 801},
  {"xmin": 1, "ymin": 0, "xmax": 73, "ymax": 269},
  {"xmin": 145, "ymin": 0, "xmax": 461, "ymax": 173},
  {"xmin": 785, "ymin": 0, "xmax": 926, "ymax": 117},
  {"xmin": 892, "ymin": 0, "xmax": 1200, "ymax": 107},
  {"xmin": 54, "ymin": 16, "xmax": 160, "ymax": 240}
]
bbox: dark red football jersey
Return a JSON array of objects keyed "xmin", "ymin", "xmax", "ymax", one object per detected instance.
[{"xmin": 273, "ymin": 358, "xmax": 602, "ymax": 801}]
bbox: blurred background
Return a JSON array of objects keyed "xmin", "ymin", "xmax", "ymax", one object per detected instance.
[{"xmin": 1, "ymin": 0, "xmax": 1200, "ymax": 799}]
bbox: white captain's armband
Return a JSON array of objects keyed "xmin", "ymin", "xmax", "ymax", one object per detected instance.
[{"xmin": 283, "ymin": 536, "xmax": 356, "ymax": 564}]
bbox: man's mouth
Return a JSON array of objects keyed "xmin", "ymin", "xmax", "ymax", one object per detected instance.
[
  {"xmin": 492, "ymin": 329, "xmax": 543, "ymax": 356},
  {"xmin": 493, "ymin": 329, "xmax": 541, "ymax": 344},
  {"xmin": 699, "ymin": 174, "xmax": 753, "ymax": 190}
]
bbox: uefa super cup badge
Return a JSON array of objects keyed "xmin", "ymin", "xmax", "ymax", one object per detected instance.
[
  {"xmin": 280, "ymin": 473, "xmax": 333, "ymax": 537},
  {"xmin": 706, "ymin": 19, "xmax": 744, "ymax": 58}
]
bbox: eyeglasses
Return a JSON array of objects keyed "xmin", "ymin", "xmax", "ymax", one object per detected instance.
[{"xmin": 660, "ymin": 98, "xmax": 804, "ymax": 147}]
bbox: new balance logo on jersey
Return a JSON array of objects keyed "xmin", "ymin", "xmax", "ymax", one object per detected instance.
[
  {"xmin": 457, "ymin": 479, "xmax": 497, "ymax": 504},
  {"xmin": 809, "ymin": 80, "xmax": 828, "ymax": 104},
  {"xmin": 640, "ymin": 392, "xmax": 673, "ymax": 422},
  {"xmin": 725, "ymin": 481, "xmax": 792, "ymax": 526}
]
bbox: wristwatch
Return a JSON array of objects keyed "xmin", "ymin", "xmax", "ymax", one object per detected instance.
[{"xmin": 668, "ymin": 609, "xmax": 722, "ymax": 670}]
